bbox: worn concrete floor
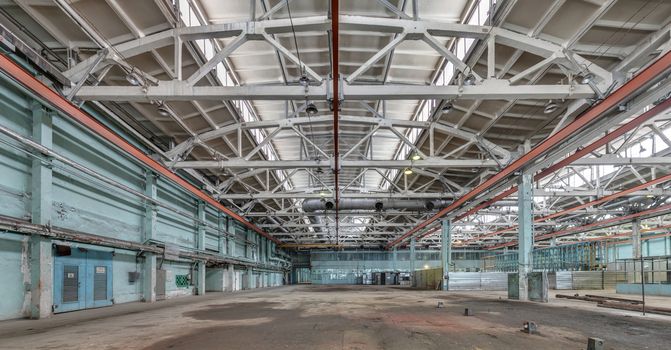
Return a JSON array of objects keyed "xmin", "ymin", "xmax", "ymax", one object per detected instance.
[{"xmin": 1, "ymin": 285, "xmax": 670, "ymax": 349}]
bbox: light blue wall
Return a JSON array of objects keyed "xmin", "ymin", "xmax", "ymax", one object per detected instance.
[
  {"xmin": 0, "ymin": 60, "xmax": 286, "ymax": 320},
  {"xmin": 0, "ymin": 233, "xmax": 28, "ymax": 319}
]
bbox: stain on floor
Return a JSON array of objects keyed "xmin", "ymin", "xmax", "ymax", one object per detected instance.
[{"xmin": 1, "ymin": 285, "xmax": 670, "ymax": 350}]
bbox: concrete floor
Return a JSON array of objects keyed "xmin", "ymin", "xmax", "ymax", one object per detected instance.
[{"xmin": 1, "ymin": 285, "xmax": 670, "ymax": 350}]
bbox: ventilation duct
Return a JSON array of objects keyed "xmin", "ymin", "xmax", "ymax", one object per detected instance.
[{"xmin": 302, "ymin": 198, "xmax": 452, "ymax": 212}]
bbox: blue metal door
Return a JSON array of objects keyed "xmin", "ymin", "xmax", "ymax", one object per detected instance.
[
  {"xmin": 85, "ymin": 250, "xmax": 113, "ymax": 309},
  {"xmin": 54, "ymin": 249, "xmax": 86, "ymax": 313},
  {"xmin": 54, "ymin": 248, "xmax": 113, "ymax": 313}
]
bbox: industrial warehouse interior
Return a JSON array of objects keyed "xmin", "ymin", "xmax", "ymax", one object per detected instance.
[{"xmin": 2, "ymin": 0, "xmax": 671, "ymax": 349}]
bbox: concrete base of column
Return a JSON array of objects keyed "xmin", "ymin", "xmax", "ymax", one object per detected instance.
[
  {"xmin": 143, "ymin": 254, "xmax": 157, "ymax": 302},
  {"xmin": 196, "ymin": 262, "xmax": 206, "ymax": 295},
  {"xmin": 30, "ymin": 235, "xmax": 53, "ymax": 319}
]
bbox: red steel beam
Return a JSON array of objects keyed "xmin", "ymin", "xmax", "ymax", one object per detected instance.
[
  {"xmin": 456, "ymin": 97, "xmax": 671, "ymax": 244},
  {"xmin": 467, "ymin": 167, "xmax": 671, "ymax": 244},
  {"xmin": 332, "ymin": 0, "xmax": 340, "ymax": 244},
  {"xmin": 389, "ymin": 50, "xmax": 671, "ymax": 249},
  {"xmin": 0, "ymin": 53, "xmax": 281, "ymax": 244},
  {"xmin": 560, "ymin": 223, "xmax": 671, "ymax": 244},
  {"xmin": 487, "ymin": 202, "xmax": 671, "ymax": 250}
]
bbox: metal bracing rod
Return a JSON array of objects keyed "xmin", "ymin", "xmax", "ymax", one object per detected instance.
[
  {"xmin": 347, "ymin": 33, "xmax": 407, "ymax": 83},
  {"xmin": 262, "ymin": 33, "xmax": 322, "ymax": 82},
  {"xmin": 422, "ymin": 33, "xmax": 481, "ymax": 80},
  {"xmin": 257, "ymin": 0, "xmax": 294, "ymax": 21},
  {"xmin": 376, "ymin": 0, "xmax": 411, "ymax": 20},
  {"xmin": 186, "ymin": 33, "xmax": 248, "ymax": 85}
]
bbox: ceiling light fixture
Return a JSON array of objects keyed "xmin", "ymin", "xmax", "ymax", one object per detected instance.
[
  {"xmin": 581, "ymin": 73, "xmax": 595, "ymax": 85},
  {"xmin": 157, "ymin": 102, "xmax": 170, "ymax": 117},
  {"xmin": 404, "ymin": 168, "xmax": 413, "ymax": 175},
  {"xmin": 305, "ymin": 102, "xmax": 318, "ymax": 116},
  {"xmin": 125, "ymin": 67, "xmax": 144, "ymax": 86},
  {"xmin": 442, "ymin": 101, "xmax": 453, "ymax": 112},
  {"xmin": 410, "ymin": 152, "xmax": 421, "ymax": 161},
  {"xmin": 463, "ymin": 73, "xmax": 476, "ymax": 86},
  {"xmin": 544, "ymin": 100, "xmax": 559, "ymax": 114},
  {"xmin": 298, "ymin": 75, "xmax": 310, "ymax": 87}
]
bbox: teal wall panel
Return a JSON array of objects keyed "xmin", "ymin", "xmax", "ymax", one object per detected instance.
[
  {"xmin": 111, "ymin": 251, "xmax": 143, "ymax": 304},
  {"xmin": 0, "ymin": 234, "xmax": 27, "ymax": 319},
  {"xmin": 0, "ymin": 62, "xmax": 284, "ymax": 319}
]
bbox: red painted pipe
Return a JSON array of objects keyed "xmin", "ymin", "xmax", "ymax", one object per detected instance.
[
  {"xmin": 389, "ymin": 50, "xmax": 671, "ymax": 249},
  {"xmin": 332, "ymin": 0, "xmax": 340, "ymax": 244},
  {"xmin": 0, "ymin": 53, "xmax": 281, "ymax": 244}
]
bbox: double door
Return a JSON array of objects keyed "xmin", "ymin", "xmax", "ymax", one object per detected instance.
[{"xmin": 54, "ymin": 248, "xmax": 113, "ymax": 313}]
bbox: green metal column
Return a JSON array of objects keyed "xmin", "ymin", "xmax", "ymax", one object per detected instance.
[
  {"xmin": 632, "ymin": 218, "xmax": 642, "ymax": 259},
  {"xmin": 246, "ymin": 229, "xmax": 252, "ymax": 259},
  {"xmin": 518, "ymin": 171, "xmax": 533, "ymax": 301},
  {"xmin": 143, "ymin": 171, "xmax": 158, "ymax": 302},
  {"xmin": 246, "ymin": 266, "xmax": 254, "ymax": 289},
  {"xmin": 217, "ymin": 212, "xmax": 225, "ymax": 256},
  {"xmin": 410, "ymin": 237, "xmax": 416, "ymax": 285},
  {"xmin": 196, "ymin": 201, "xmax": 206, "ymax": 295},
  {"xmin": 441, "ymin": 219, "xmax": 451, "ymax": 291},
  {"xmin": 29, "ymin": 101, "xmax": 53, "ymax": 319},
  {"xmin": 225, "ymin": 217, "xmax": 232, "ymax": 256},
  {"xmin": 226, "ymin": 264, "xmax": 235, "ymax": 292},
  {"xmin": 392, "ymin": 247, "xmax": 397, "ymax": 272}
]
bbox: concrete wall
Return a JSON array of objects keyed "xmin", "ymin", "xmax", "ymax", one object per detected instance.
[{"xmin": 0, "ymin": 62, "xmax": 287, "ymax": 320}]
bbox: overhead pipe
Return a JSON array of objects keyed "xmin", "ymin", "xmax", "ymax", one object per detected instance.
[
  {"xmin": 302, "ymin": 198, "xmax": 453, "ymax": 212},
  {"xmin": 0, "ymin": 53, "xmax": 280, "ymax": 245},
  {"xmin": 389, "ymin": 51, "xmax": 671, "ymax": 249}
]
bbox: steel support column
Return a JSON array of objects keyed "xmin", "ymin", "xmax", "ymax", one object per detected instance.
[
  {"xmin": 392, "ymin": 247, "xmax": 397, "ymax": 272},
  {"xmin": 225, "ymin": 217, "xmax": 232, "ymax": 256},
  {"xmin": 218, "ymin": 212, "xmax": 225, "ymax": 255},
  {"xmin": 29, "ymin": 101, "xmax": 52, "ymax": 319},
  {"xmin": 518, "ymin": 172, "xmax": 533, "ymax": 301},
  {"xmin": 410, "ymin": 237, "xmax": 416, "ymax": 284},
  {"xmin": 246, "ymin": 266, "xmax": 254, "ymax": 290},
  {"xmin": 196, "ymin": 201, "xmax": 206, "ymax": 295},
  {"xmin": 441, "ymin": 219, "xmax": 451, "ymax": 291},
  {"xmin": 143, "ymin": 171, "xmax": 158, "ymax": 302},
  {"xmin": 632, "ymin": 218, "xmax": 642, "ymax": 259},
  {"xmin": 226, "ymin": 264, "xmax": 234, "ymax": 292}
]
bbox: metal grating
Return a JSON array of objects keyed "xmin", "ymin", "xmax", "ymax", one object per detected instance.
[
  {"xmin": 93, "ymin": 266, "xmax": 107, "ymax": 301},
  {"xmin": 62, "ymin": 265, "xmax": 79, "ymax": 303},
  {"xmin": 175, "ymin": 274, "xmax": 190, "ymax": 288}
]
